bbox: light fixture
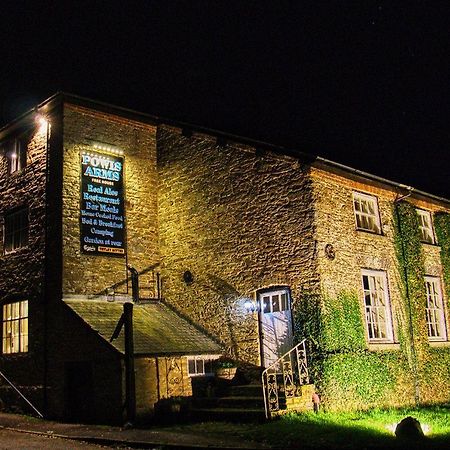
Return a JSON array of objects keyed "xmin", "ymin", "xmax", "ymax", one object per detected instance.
[
  {"xmin": 90, "ymin": 140, "xmax": 124, "ymax": 156},
  {"xmin": 243, "ymin": 298, "xmax": 256, "ymax": 313},
  {"xmin": 35, "ymin": 113, "xmax": 49, "ymax": 133}
]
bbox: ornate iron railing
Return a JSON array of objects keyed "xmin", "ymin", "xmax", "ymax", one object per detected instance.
[{"xmin": 261, "ymin": 339, "xmax": 309, "ymax": 419}]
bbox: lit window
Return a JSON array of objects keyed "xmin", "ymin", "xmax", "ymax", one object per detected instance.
[
  {"xmin": 417, "ymin": 209, "xmax": 435, "ymax": 244},
  {"xmin": 4, "ymin": 137, "xmax": 27, "ymax": 175},
  {"xmin": 361, "ymin": 270, "xmax": 393, "ymax": 342},
  {"xmin": 4, "ymin": 207, "xmax": 29, "ymax": 253},
  {"xmin": 353, "ymin": 192, "xmax": 381, "ymax": 234},
  {"xmin": 187, "ymin": 356, "xmax": 215, "ymax": 377},
  {"xmin": 261, "ymin": 289, "xmax": 290, "ymax": 314},
  {"xmin": 2, "ymin": 301, "xmax": 28, "ymax": 354},
  {"xmin": 425, "ymin": 276, "xmax": 447, "ymax": 341}
]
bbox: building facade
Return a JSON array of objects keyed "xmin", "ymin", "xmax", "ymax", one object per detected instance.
[{"xmin": 1, "ymin": 93, "xmax": 449, "ymax": 422}]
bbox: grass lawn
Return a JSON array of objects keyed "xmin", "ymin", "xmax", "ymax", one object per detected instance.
[{"xmin": 171, "ymin": 405, "xmax": 450, "ymax": 449}]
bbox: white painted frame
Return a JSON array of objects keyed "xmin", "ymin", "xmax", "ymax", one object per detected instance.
[
  {"xmin": 417, "ymin": 209, "xmax": 435, "ymax": 244},
  {"xmin": 361, "ymin": 269, "xmax": 394, "ymax": 343},
  {"xmin": 425, "ymin": 276, "xmax": 447, "ymax": 341},
  {"xmin": 353, "ymin": 192, "xmax": 381, "ymax": 234}
]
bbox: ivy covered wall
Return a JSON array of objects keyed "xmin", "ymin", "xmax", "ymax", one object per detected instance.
[
  {"xmin": 295, "ymin": 194, "xmax": 450, "ymax": 411},
  {"xmin": 295, "ymin": 291, "xmax": 412, "ymax": 410},
  {"xmin": 394, "ymin": 203, "xmax": 450, "ymax": 404}
]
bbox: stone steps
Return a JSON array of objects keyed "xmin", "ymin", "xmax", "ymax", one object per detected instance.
[{"xmin": 190, "ymin": 376, "xmax": 315, "ymax": 422}]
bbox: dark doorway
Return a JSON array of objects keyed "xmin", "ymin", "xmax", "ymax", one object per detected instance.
[{"xmin": 64, "ymin": 361, "xmax": 94, "ymax": 423}]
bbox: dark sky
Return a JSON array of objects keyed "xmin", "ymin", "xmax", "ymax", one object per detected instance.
[{"xmin": 1, "ymin": 1, "xmax": 450, "ymax": 198}]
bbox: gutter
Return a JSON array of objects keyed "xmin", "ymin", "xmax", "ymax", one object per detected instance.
[{"xmin": 315, "ymin": 156, "xmax": 450, "ymax": 207}]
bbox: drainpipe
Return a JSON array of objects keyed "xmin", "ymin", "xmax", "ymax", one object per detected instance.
[
  {"xmin": 42, "ymin": 110, "xmax": 51, "ymax": 418},
  {"xmin": 394, "ymin": 191, "xmax": 420, "ymax": 405}
]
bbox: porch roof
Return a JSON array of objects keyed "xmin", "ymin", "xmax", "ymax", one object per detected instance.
[{"xmin": 65, "ymin": 299, "xmax": 222, "ymax": 356}]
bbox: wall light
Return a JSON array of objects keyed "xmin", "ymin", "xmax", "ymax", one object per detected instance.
[
  {"xmin": 90, "ymin": 140, "xmax": 124, "ymax": 156},
  {"xmin": 243, "ymin": 298, "xmax": 257, "ymax": 313},
  {"xmin": 35, "ymin": 114, "xmax": 49, "ymax": 133}
]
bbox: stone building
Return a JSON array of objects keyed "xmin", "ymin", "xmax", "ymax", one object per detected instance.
[{"xmin": 0, "ymin": 93, "xmax": 449, "ymax": 423}]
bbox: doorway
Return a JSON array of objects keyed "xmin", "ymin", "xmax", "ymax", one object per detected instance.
[
  {"xmin": 64, "ymin": 361, "xmax": 94, "ymax": 423},
  {"xmin": 258, "ymin": 288, "xmax": 293, "ymax": 368}
]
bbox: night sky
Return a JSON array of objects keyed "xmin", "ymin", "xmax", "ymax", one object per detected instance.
[{"xmin": 1, "ymin": 1, "xmax": 450, "ymax": 198}]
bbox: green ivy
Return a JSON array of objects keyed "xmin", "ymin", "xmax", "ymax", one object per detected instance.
[
  {"xmin": 295, "ymin": 290, "xmax": 365, "ymax": 353},
  {"xmin": 392, "ymin": 200, "xmax": 428, "ymax": 365},
  {"xmin": 434, "ymin": 212, "xmax": 450, "ymax": 306},
  {"xmin": 292, "ymin": 203, "xmax": 450, "ymax": 410},
  {"xmin": 319, "ymin": 352, "xmax": 400, "ymax": 410},
  {"xmin": 321, "ymin": 291, "xmax": 366, "ymax": 352}
]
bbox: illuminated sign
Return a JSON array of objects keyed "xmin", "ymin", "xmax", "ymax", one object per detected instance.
[{"xmin": 80, "ymin": 151, "xmax": 126, "ymax": 257}]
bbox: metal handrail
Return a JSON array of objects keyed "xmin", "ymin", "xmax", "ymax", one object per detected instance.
[{"xmin": 261, "ymin": 339, "xmax": 309, "ymax": 419}]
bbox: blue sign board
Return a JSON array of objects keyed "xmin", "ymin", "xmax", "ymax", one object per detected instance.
[{"xmin": 80, "ymin": 151, "xmax": 126, "ymax": 256}]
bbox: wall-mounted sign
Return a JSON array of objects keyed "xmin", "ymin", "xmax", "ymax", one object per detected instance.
[{"xmin": 80, "ymin": 151, "xmax": 126, "ymax": 257}]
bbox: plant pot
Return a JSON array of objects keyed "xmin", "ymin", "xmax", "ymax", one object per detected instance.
[{"xmin": 216, "ymin": 367, "xmax": 237, "ymax": 380}]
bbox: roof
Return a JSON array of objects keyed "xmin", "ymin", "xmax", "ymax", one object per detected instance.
[
  {"xmin": 65, "ymin": 299, "xmax": 222, "ymax": 356},
  {"xmin": 1, "ymin": 91, "xmax": 450, "ymax": 206}
]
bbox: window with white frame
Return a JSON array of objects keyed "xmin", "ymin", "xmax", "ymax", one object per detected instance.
[
  {"xmin": 187, "ymin": 356, "xmax": 216, "ymax": 377},
  {"xmin": 361, "ymin": 270, "xmax": 394, "ymax": 342},
  {"xmin": 2, "ymin": 301, "xmax": 28, "ymax": 354},
  {"xmin": 353, "ymin": 192, "xmax": 381, "ymax": 234},
  {"xmin": 260, "ymin": 289, "xmax": 290, "ymax": 314},
  {"xmin": 425, "ymin": 276, "xmax": 447, "ymax": 341},
  {"xmin": 4, "ymin": 207, "xmax": 29, "ymax": 253},
  {"xmin": 417, "ymin": 209, "xmax": 435, "ymax": 244}
]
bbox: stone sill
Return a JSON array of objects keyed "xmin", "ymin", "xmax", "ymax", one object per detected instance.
[
  {"xmin": 3, "ymin": 247, "xmax": 30, "ymax": 257},
  {"xmin": 420, "ymin": 241, "xmax": 440, "ymax": 248},
  {"xmin": 429, "ymin": 340, "xmax": 450, "ymax": 348},
  {"xmin": 355, "ymin": 228, "xmax": 384, "ymax": 237},
  {"xmin": 367, "ymin": 342, "xmax": 400, "ymax": 351}
]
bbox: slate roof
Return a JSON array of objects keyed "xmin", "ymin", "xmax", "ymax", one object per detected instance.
[{"xmin": 65, "ymin": 299, "xmax": 222, "ymax": 356}]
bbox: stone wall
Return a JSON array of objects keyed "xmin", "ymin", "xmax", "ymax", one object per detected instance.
[
  {"xmin": 0, "ymin": 119, "xmax": 50, "ymax": 412},
  {"xmin": 62, "ymin": 104, "xmax": 159, "ymax": 296},
  {"xmin": 46, "ymin": 301, "xmax": 123, "ymax": 424},
  {"xmin": 157, "ymin": 126, "xmax": 319, "ymax": 365},
  {"xmin": 309, "ymin": 165, "xmax": 450, "ymax": 409},
  {"xmin": 135, "ymin": 356, "xmax": 192, "ymax": 420}
]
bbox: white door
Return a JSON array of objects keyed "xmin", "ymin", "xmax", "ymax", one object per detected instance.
[{"xmin": 259, "ymin": 288, "xmax": 293, "ymax": 368}]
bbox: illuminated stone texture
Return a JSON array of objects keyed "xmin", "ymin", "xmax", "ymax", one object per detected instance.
[
  {"xmin": 62, "ymin": 104, "xmax": 159, "ymax": 296},
  {"xmin": 157, "ymin": 126, "xmax": 320, "ymax": 366},
  {"xmin": 2, "ymin": 94, "xmax": 450, "ymax": 423},
  {"xmin": 310, "ymin": 166, "xmax": 450, "ymax": 409}
]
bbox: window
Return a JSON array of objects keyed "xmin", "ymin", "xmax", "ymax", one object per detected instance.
[
  {"xmin": 187, "ymin": 356, "xmax": 215, "ymax": 377},
  {"xmin": 4, "ymin": 207, "xmax": 29, "ymax": 253},
  {"xmin": 361, "ymin": 270, "xmax": 393, "ymax": 342},
  {"xmin": 260, "ymin": 289, "xmax": 290, "ymax": 314},
  {"xmin": 425, "ymin": 276, "xmax": 447, "ymax": 341},
  {"xmin": 353, "ymin": 192, "xmax": 381, "ymax": 234},
  {"xmin": 417, "ymin": 209, "xmax": 435, "ymax": 244},
  {"xmin": 2, "ymin": 301, "xmax": 28, "ymax": 354},
  {"xmin": 4, "ymin": 137, "xmax": 27, "ymax": 175}
]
